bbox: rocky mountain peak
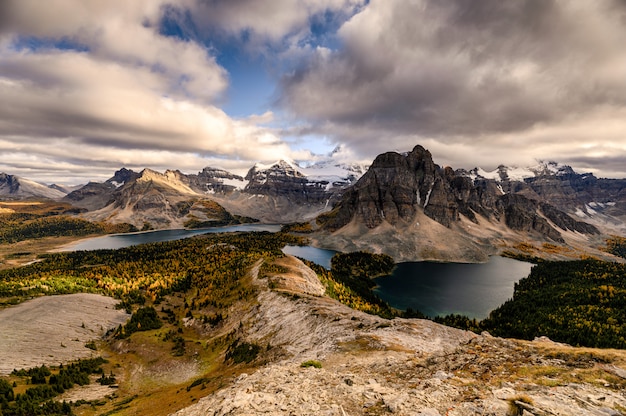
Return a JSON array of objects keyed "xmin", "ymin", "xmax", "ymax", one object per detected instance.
[
  {"xmin": 318, "ymin": 145, "xmax": 461, "ymax": 229},
  {"xmin": 318, "ymin": 144, "xmax": 600, "ymax": 247},
  {"xmin": 243, "ymin": 160, "xmax": 326, "ymax": 204},
  {"xmin": 106, "ymin": 168, "xmax": 139, "ymax": 188},
  {"xmin": 200, "ymin": 167, "xmax": 240, "ymax": 178},
  {"xmin": 528, "ymin": 161, "xmax": 576, "ymax": 178},
  {"xmin": 132, "ymin": 168, "xmax": 196, "ymax": 195},
  {"xmin": 245, "ymin": 160, "xmax": 305, "ymax": 181},
  {"xmin": 0, "ymin": 173, "xmax": 20, "ymax": 194}
]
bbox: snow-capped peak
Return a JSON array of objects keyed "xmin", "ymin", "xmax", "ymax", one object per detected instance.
[
  {"xmin": 529, "ymin": 161, "xmax": 575, "ymax": 177},
  {"xmin": 249, "ymin": 159, "xmax": 305, "ymax": 178}
]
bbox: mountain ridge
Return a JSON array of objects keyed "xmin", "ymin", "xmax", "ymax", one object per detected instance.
[
  {"xmin": 0, "ymin": 172, "xmax": 67, "ymax": 200},
  {"xmin": 58, "ymin": 157, "xmax": 365, "ymax": 227},
  {"xmin": 313, "ymin": 145, "xmax": 623, "ymax": 262},
  {"xmin": 2, "ymin": 145, "xmax": 626, "ymax": 262}
]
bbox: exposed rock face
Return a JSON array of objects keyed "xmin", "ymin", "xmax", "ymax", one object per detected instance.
[
  {"xmin": 64, "ymin": 181, "xmax": 116, "ymax": 210},
  {"xmin": 61, "ymin": 159, "xmax": 366, "ymax": 225},
  {"xmin": 526, "ymin": 172, "xmax": 626, "ymax": 221},
  {"xmin": 318, "ymin": 145, "xmax": 598, "ymax": 244},
  {"xmin": 244, "ymin": 161, "xmax": 333, "ymax": 204},
  {"xmin": 65, "ymin": 168, "xmax": 245, "ymax": 228},
  {"xmin": 470, "ymin": 162, "xmax": 626, "ymax": 229},
  {"xmin": 64, "ymin": 168, "xmax": 140, "ymax": 210},
  {"xmin": 496, "ymin": 194, "xmax": 565, "ymax": 243},
  {"xmin": 173, "ymin": 257, "xmax": 626, "ymax": 416},
  {"xmin": 182, "ymin": 167, "xmax": 246, "ymax": 195},
  {"xmin": 319, "ymin": 146, "xmax": 454, "ymax": 229}
]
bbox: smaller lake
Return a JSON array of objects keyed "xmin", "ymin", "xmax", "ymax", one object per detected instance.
[
  {"xmin": 61, "ymin": 224, "xmax": 282, "ymax": 251},
  {"xmin": 373, "ymin": 256, "xmax": 532, "ymax": 319},
  {"xmin": 282, "ymin": 245, "xmax": 338, "ymax": 269}
]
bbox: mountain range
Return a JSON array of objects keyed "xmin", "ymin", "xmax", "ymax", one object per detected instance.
[{"xmin": 1, "ymin": 144, "xmax": 625, "ymax": 262}]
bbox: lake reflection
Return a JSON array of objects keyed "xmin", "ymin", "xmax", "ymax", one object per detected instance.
[
  {"xmin": 281, "ymin": 245, "xmax": 337, "ymax": 269},
  {"xmin": 373, "ymin": 256, "xmax": 532, "ymax": 319},
  {"xmin": 61, "ymin": 224, "xmax": 282, "ymax": 251}
]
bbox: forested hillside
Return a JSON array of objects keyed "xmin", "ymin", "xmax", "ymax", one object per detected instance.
[
  {"xmin": 0, "ymin": 202, "xmax": 135, "ymax": 244},
  {"xmin": 0, "ymin": 230, "xmax": 414, "ymax": 415},
  {"xmin": 482, "ymin": 259, "xmax": 626, "ymax": 348}
]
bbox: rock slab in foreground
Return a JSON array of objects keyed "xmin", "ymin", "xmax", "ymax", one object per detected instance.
[{"xmin": 0, "ymin": 293, "xmax": 129, "ymax": 374}]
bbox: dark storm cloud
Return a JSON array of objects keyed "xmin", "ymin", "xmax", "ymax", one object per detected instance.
[
  {"xmin": 567, "ymin": 155, "xmax": 626, "ymax": 179},
  {"xmin": 1, "ymin": 0, "xmax": 625, "ymax": 183},
  {"xmin": 279, "ymin": 0, "xmax": 626, "ymax": 170}
]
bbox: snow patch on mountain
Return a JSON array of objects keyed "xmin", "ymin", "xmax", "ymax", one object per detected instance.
[
  {"xmin": 301, "ymin": 161, "xmax": 367, "ymax": 189},
  {"xmin": 219, "ymin": 177, "xmax": 247, "ymax": 190},
  {"xmin": 469, "ymin": 161, "xmax": 575, "ymax": 183}
]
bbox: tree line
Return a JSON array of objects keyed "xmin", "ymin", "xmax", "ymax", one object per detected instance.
[
  {"xmin": 1, "ymin": 358, "xmax": 110, "ymax": 416},
  {"xmin": 0, "ymin": 203, "xmax": 136, "ymax": 244}
]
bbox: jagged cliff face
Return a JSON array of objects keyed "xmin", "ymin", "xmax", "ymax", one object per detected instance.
[
  {"xmin": 319, "ymin": 145, "xmax": 598, "ymax": 241},
  {"xmin": 64, "ymin": 168, "xmax": 239, "ymax": 228},
  {"xmin": 468, "ymin": 162, "xmax": 626, "ymax": 234},
  {"xmin": 64, "ymin": 168, "xmax": 141, "ymax": 210},
  {"xmin": 22, "ymin": 144, "xmax": 624, "ymax": 261},
  {"xmin": 315, "ymin": 145, "xmax": 607, "ymax": 262},
  {"xmin": 244, "ymin": 161, "xmax": 327, "ymax": 204},
  {"xmin": 61, "ymin": 158, "xmax": 366, "ymax": 227},
  {"xmin": 183, "ymin": 167, "xmax": 246, "ymax": 195},
  {"xmin": 240, "ymin": 160, "xmax": 364, "ymax": 205}
]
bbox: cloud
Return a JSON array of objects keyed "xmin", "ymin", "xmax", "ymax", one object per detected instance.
[
  {"xmin": 0, "ymin": 49, "xmax": 259, "ymax": 155},
  {"xmin": 1, "ymin": 1, "xmax": 228, "ymax": 102},
  {"xmin": 0, "ymin": 0, "xmax": 319, "ymax": 184},
  {"xmin": 280, "ymin": 0, "xmax": 626, "ymax": 177},
  {"xmin": 186, "ymin": 0, "xmax": 365, "ymax": 44},
  {"xmin": 2, "ymin": 0, "xmax": 626, "ymax": 184}
]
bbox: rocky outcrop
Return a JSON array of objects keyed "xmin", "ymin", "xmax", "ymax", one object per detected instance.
[
  {"xmin": 65, "ymin": 168, "xmax": 250, "ymax": 228},
  {"xmin": 61, "ymin": 158, "xmax": 366, "ymax": 226},
  {"xmin": 469, "ymin": 162, "xmax": 626, "ymax": 229},
  {"xmin": 183, "ymin": 167, "xmax": 246, "ymax": 195},
  {"xmin": 318, "ymin": 145, "xmax": 597, "ymax": 244},
  {"xmin": 244, "ymin": 161, "xmax": 330, "ymax": 204},
  {"xmin": 526, "ymin": 172, "xmax": 626, "ymax": 221},
  {"xmin": 64, "ymin": 168, "xmax": 140, "ymax": 210},
  {"xmin": 496, "ymin": 194, "xmax": 565, "ymax": 243},
  {"xmin": 174, "ymin": 257, "xmax": 626, "ymax": 416},
  {"xmin": 319, "ymin": 146, "xmax": 455, "ymax": 229},
  {"xmin": 64, "ymin": 181, "xmax": 116, "ymax": 210}
]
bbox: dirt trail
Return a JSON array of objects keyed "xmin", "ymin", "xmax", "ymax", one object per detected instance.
[{"xmin": 0, "ymin": 293, "xmax": 129, "ymax": 374}]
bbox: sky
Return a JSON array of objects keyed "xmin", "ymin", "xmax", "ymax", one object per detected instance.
[{"xmin": 1, "ymin": 0, "xmax": 626, "ymax": 185}]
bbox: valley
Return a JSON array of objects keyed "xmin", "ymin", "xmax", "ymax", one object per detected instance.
[
  {"xmin": 1, "ymin": 232, "xmax": 626, "ymax": 415},
  {"xmin": 1, "ymin": 144, "xmax": 626, "ymax": 415}
]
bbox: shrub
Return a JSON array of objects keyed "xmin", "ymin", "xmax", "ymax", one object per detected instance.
[
  {"xmin": 115, "ymin": 306, "xmax": 162, "ymax": 339},
  {"xmin": 225, "ymin": 340, "xmax": 261, "ymax": 364},
  {"xmin": 300, "ymin": 360, "xmax": 322, "ymax": 369},
  {"xmin": 506, "ymin": 395, "xmax": 534, "ymax": 416}
]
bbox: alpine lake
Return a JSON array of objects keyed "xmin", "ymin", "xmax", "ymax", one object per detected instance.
[{"xmin": 61, "ymin": 225, "xmax": 532, "ymax": 320}]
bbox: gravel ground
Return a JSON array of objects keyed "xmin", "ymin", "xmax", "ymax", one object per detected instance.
[{"xmin": 0, "ymin": 293, "xmax": 129, "ymax": 374}]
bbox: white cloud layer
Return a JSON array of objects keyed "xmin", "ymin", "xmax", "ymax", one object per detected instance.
[{"xmin": 0, "ymin": 0, "xmax": 331, "ymax": 184}]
